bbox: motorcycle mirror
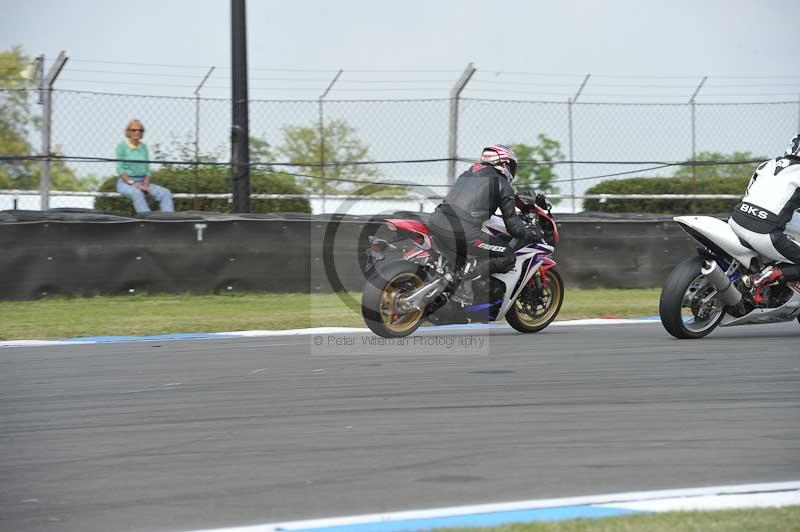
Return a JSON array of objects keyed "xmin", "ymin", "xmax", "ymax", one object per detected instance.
[{"xmin": 535, "ymin": 193, "xmax": 551, "ymax": 210}]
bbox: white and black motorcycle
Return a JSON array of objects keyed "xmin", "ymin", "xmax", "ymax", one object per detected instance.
[
  {"xmin": 659, "ymin": 214, "xmax": 800, "ymax": 339},
  {"xmin": 362, "ymin": 194, "xmax": 563, "ymax": 338}
]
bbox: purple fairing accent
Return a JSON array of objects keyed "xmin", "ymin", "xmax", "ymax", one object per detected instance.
[
  {"xmin": 515, "ymin": 246, "xmax": 541, "ymax": 256},
  {"xmin": 465, "ymin": 299, "xmax": 503, "ymax": 312},
  {"xmin": 524, "ymin": 258, "xmax": 536, "ymax": 279}
]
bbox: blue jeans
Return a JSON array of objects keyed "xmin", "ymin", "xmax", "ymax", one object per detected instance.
[{"xmin": 116, "ymin": 178, "xmax": 174, "ymax": 213}]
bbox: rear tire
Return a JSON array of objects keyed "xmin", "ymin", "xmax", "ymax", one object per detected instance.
[
  {"xmin": 362, "ymin": 260, "xmax": 427, "ymax": 338},
  {"xmin": 659, "ymin": 256, "xmax": 726, "ymax": 339},
  {"xmin": 506, "ymin": 268, "xmax": 564, "ymax": 333}
]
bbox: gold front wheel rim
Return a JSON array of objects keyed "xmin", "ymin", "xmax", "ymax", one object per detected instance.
[{"xmin": 515, "ymin": 271, "xmax": 562, "ymax": 327}]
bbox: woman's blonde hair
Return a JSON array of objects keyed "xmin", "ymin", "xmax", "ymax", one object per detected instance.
[{"xmin": 124, "ymin": 119, "xmax": 145, "ymax": 138}]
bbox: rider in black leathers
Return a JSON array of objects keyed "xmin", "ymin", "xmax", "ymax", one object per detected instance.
[{"xmin": 429, "ymin": 144, "xmax": 543, "ymax": 304}]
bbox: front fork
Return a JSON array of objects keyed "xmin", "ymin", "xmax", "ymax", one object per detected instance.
[{"xmin": 534, "ymin": 257, "xmax": 557, "ymax": 288}]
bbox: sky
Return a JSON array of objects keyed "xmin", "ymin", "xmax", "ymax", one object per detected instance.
[{"xmin": 2, "ymin": 0, "xmax": 799, "ymax": 102}]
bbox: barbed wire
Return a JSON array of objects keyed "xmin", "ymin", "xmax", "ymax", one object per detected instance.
[
  {"xmin": 53, "ymin": 79, "xmax": 458, "ymax": 92},
  {"xmin": 37, "ymin": 68, "xmax": 800, "ymax": 90},
  {"xmin": 4, "ymin": 56, "xmax": 800, "ymax": 79},
  {"xmin": 484, "ymin": 70, "xmax": 800, "ymax": 80},
  {"xmin": 66, "ymin": 59, "xmax": 461, "ymax": 74}
]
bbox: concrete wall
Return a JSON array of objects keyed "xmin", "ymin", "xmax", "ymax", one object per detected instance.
[{"xmin": 0, "ymin": 211, "xmax": 698, "ymax": 300}]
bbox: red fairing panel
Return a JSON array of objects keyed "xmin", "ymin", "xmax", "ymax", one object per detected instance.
[
  {"xmin": 385, "ymin": 219, "xmax": 431, "ymax": 236},
  {"xmin": 535, "ymin": 205, "xmax": 559, "ymax": 243}
]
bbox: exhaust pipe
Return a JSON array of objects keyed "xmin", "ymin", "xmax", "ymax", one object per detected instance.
[{"xmin": 701, "ymin": 260, "xmax": 742, "ymax": 306}]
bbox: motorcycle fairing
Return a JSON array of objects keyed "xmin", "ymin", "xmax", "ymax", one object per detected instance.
[
  {"xmin": 494, "ymin": 244, "xmax": 551, "ymax": 321},
  {"xmin": 479, "ymin": 213, "xmax": 556, "ymax": 321},
  {"xmin": 720, "ymin": 289, "xmax": 800, "ymax": 327},
  {"xmin": 674, "ymin": 216, "xmax": 758, "ymax": 269},
  {"xmin": 384, "ymin": 218, "xmax": 433, "ymax": 251}
]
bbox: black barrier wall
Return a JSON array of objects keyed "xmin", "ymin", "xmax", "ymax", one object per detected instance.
[{"xmin": 0, "ymin": 210, "xmax": 700, "ymax": 300}]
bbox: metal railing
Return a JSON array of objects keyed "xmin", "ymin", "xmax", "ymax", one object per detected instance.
[{"xmin": 0, "ymin": 189, "xmax": 742, "ymax": 215}]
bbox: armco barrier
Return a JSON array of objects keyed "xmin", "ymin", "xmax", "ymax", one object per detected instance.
[{"xmin": 0, "ymin": 210, "xmax": 701, "ymax": 300}]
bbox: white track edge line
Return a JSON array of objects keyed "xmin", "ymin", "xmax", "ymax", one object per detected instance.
[
  {"xmin": 181, "ymin": 481, "xmax": 800, "ymax": 532},
  {"xmin": 0, "ymin": 318, "xmax": 659, "ymax": 348}
]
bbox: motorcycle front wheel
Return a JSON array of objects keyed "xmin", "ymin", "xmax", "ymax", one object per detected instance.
[
  {"xmin": 506, "ymin": 268, "xmax": 564, "ymax": 333},
  {"xmin": 362, "ymin": 260, "xmax": 427, "ymax": 338},
  {"xmin": 659, "ymin": 255, "xmax": 726, "ymax": 339}
]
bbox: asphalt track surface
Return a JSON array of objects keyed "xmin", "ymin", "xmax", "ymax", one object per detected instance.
[{"xmin": 1, "ymin": 321, "xmax": 799, "ymax": 532}]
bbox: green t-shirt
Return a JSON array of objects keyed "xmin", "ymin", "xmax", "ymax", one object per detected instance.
[{"xmin": 116, "ymin": 141, "xmax": 150, "ymax": 178}]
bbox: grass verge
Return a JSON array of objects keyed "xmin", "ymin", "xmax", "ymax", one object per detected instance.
[
  {"xmin": 435, "ymin": 505, "xmax": 800, "ymax": 532},
  {"xmin": 0, "ymin": 288, "xmax": 660, "ymax": 340}
]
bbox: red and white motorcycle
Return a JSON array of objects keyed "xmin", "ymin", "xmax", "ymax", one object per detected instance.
[{"xmin": 362, "ymin": 194, "xmax": 563, "ymax": 338}]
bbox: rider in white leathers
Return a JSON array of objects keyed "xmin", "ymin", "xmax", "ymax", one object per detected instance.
[{"xmin": 729, "ymin": 133, "xmax": 800, "ymax": 286}]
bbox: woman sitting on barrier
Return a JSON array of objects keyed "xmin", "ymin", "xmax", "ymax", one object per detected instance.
[{"xmin": 115, "ymin": 119, "xmax": 174, "ymax": 214}]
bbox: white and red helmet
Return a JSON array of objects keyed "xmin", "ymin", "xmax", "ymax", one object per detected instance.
[{"xmin": 481, "ymin": 144, "xmax": 518, "ymax": 182}]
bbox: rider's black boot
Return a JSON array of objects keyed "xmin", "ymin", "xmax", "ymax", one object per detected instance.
[{"xmin": 451, "ymin": 260, "xmax": 479, "ymax": 305}]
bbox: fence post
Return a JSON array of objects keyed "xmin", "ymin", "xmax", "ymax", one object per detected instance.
[
  {"xmin": 567, "ymin": 98, "xmax": 574, "ymax": 212},
  {"xmin": 568, "ymin": 74, "xmax": 590, "ymax": 213},
  {"xmin": 318, "ymin": 69, "xmax": 342, "ymax": 213},
  {"xmin": 39, "ymin": 51, "xmax": 67, "ymax": 211},
  {"xmin": 194, "ymin": 66, "xmax": 215, "ymax": 210},
  {"xmin": 231, "ymin": 0, "xmax": 251, "ymax": 213},
  {"xmin": 688, "ymin": 76, "xmax": 707, "ymax": 194},
  {"xmin": 447, "ymin": 63, "xmax": 475, "ymax": 184}
]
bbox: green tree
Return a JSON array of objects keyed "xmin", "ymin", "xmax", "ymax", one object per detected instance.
[
  {"xmin": 582, "ymin": 151, "xmax": 765, "ymax": 214},
  {"xmin": 0, "ymin": 46, "xmax": 36, "ymax": 187},
  {"xmin": 673, "ymin": 150, "xmax": 762, "ymax": 180},
  {"xmin": 149, "ymin": 133, "xmax": 285, "ymax": 194},
  {"xmin": 14, "ymin": 158, "xmax": 94, "ymax": 191},
  {"xmin": 151, "ymin": 132, "xmax": 226, "ymax": 164},
  {"xmin": 249, "ymin": 136, "xmax": 275, "ymax": 167},
  {"xmin": 277, "ymin": 119, "xmax": 381, "ymax": 195},
  {"xmin": 0, "ymin": 46, "xmax": 83, "ymax": 191},
  {"xmin": 511, "ymin": 135, "xmax": 564, "ymax": 202},
  {"xmin": 151, "ymin": 133, "xmax": 276, "ymax": 166}
]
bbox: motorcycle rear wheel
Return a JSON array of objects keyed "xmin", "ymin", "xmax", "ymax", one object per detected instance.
[
  {"xmin": 362, "ymin": 260, "xmax": 427, "ymax": 338},
  {"xmin": 506, "ymin": 268, "xmax": 564, "ymax": 333},
  {"xmin": 659, "ymin": 255, "xmax": 726, "ymax": 339}
]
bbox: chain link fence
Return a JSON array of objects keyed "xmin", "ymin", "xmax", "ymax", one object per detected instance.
[{"xmin": 2, "ymin": 87, "xmax": 799, "ymax": 213}]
